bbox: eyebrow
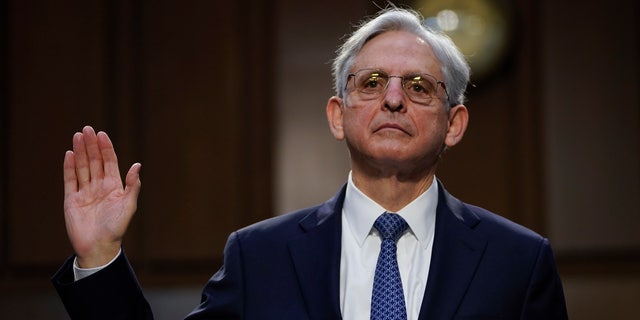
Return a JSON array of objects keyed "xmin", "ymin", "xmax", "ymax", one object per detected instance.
[{"xmin": 358, "ymin": 68, "xmax": 433, "ymax": 76}]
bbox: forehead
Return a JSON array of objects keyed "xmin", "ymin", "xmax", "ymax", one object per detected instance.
[{"xmin": 352, "ymin": 30, "xmax": 442, "ymax": 78}]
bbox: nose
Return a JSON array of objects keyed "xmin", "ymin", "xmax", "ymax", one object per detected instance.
[{"xmin": 383, "ymin": 78, "xmax": 405, "ymax": 112}]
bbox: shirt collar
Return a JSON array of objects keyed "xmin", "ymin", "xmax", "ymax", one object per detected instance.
[{"xmin": 343, "ymin": 171, "xmax": 438, "ymax": 248}]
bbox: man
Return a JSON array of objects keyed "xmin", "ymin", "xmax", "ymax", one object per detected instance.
[{"xmin": 53, "ymin": 8, "xmax": 568, "ymax": 319}]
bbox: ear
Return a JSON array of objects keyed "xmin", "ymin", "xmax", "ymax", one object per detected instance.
[
  {"xmin": 444, "ymin": 104, "xmax": 468, "ymax": 148},
  {"xmin": 326, "ymin": 96, "xmax": 346, "ymax": 141}
]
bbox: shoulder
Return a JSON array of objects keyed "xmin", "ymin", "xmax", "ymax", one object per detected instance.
[
  {"xmin": 437, "ymin": 182, "xmax": 547, "ymax": 256},
  {"xmin": 437, "ymin": 181, "xmax": 543, "ymax": 243},
  {"xmin": 236, "ymin": 205, "xmax": 318, "ymax": 238},
  {"xmin": 459, "ymin": 202, "xmax": 555, "ymax": 266},
  {"xmin": 233, "ymin": 185, "xmax": 347, "ymax": 242},
  {"xmin": 466, "ymin": 203, "xmax": 543, "ymax": 242}
]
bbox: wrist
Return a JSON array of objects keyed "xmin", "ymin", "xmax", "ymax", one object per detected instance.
[
  {"xmin": 76, "ymin": 243, "xmax": 121, "ymax": 268},
  {"xmin": 73, "ymin": 248, "xmax": 122, "ymax": 281}
]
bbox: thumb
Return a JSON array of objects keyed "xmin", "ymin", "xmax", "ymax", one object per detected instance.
[{"xmin": 124, "ymin": 163, "xmax": 142, "ymax": 207}]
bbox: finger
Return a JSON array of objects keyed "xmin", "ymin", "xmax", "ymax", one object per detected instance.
[
  {"xmin": 63, "ymin": 150, "xmax": 78, "ymax": 195},
  {"xmin": 72, "ymin": 131, "xmax": 91, "ymax": 188},
  {"xmin": 97, "ymin": 131, "xmax": 121, "ymax": 182},
  {"xmin": 82, "ymin": 126, "xmax": 105, "ymax": 182},
  {"xmin": 124, "ymin": 163, "xmax": 142, "ymax": 209}
]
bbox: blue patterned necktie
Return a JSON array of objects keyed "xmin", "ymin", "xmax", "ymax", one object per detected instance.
[{"xmin": 371, "ymin": 212, "xmax": 409, "ymax": 320}]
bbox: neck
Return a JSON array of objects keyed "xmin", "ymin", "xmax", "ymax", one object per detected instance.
[{"xmin": 351, "ymin": 168, "xmax": 436, "ymax": 212}]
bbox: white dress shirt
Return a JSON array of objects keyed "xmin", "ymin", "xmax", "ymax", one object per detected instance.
[{"xmin": 340, "ymin": 172, "xmax": 437, "ymax": 320}]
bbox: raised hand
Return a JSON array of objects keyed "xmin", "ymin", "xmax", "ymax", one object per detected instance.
[{"xmin": 63, "ymin": 126, "xmax": 142, "ymax": 268}]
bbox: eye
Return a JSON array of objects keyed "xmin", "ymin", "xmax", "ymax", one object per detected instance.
[
  {"xmin": 360, "ymin": 74, "xmax": 386, "ymax": 91},
  {"xmin": 405, "ymin": 76, "xmax": 435, "ymax": 95},
  {"xmin": 364, "ymin": 77, "xmax": 380, "ymax": 88},
  {"xmin": 408, "ymin": 81, "xmax": 426, "ymax": 93}
]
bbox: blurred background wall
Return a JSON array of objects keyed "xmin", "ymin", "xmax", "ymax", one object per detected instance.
[{"xmin": 0, "ymin": 0, "xmax": 638, "ymax": 319}]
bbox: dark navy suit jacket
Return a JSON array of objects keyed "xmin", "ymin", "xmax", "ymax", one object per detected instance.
[{"xmin": 53, "ymin": 182, "xmax": 568, "ymax": 319}]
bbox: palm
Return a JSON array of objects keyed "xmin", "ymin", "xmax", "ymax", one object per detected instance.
[
  {"xmin": 63, "ymin": 126, "xmax": 141, "ymax": 267},
  {"xmin": 65, "ymin": 173, "xmax": 131, "ymax": 253}
]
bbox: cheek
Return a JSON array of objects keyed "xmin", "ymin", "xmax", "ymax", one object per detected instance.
[
  {"xmin": 417, "ymin": 112, "xmax": 449, "ymax": 141},
  {"xmin": 342, "ymin": 120, "xmax": 365, "ymax": 146},
  {"xmin": 342, "ymin": 108, "xmax": 371, "ymax": 135}
]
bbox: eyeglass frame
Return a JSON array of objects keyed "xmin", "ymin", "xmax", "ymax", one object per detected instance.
[{"xmin": 345, "ymin": 68, "xmax": 450, "ymax": 106}]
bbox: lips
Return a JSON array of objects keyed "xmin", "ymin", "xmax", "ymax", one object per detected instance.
[{"xmin": 374, "ymin": 122, "xmax": 411, "ymax": 135}]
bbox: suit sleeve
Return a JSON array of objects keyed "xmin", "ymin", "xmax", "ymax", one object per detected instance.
[
  {"xmin": 51, "ymin": 251, "xmax": 153, "ymax": 320},
  {"xmin": 185, "ymin": 231, "xmax": 245, "ymax": 319},
  {"xmin": 521, "ymin": 239, "xmax": 568, "ymax": 319}
]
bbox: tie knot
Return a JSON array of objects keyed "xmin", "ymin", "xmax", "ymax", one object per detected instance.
[{"xmin": 374, "ymin": 212, "xmax": 409, "ymax": 241}]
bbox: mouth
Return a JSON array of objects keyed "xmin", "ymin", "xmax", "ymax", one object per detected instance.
[{"xmin": 374, "ymin": 122, "xmax": 410, "ymax": 135}]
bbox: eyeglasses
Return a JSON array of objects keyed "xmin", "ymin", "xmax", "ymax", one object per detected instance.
[{"xmin": 346, "ymin": 69, "xmax": 449, "ymax": 105}]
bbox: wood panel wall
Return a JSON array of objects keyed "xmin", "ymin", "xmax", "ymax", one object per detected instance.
[{"xmin": 0, "ymin": 0, "xmax": 274, "ymax": 289}]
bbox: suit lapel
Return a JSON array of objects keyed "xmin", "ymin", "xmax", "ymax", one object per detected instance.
[
  {"xmin": 418, "ymin": 183, "xmax": 488, "ymax": 319},
  {"xmin": 288, "ymin": 187, "xmax": 345, "ymax": 320}
]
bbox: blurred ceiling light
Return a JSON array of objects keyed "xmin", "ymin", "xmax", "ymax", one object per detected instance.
[
  {"xmin": 437, "ymin": 9, "xmax": 459, "ymax": 31},
  {"xmin": 415, "ymin": 0, "xmax": 513, "ymax": 82}
]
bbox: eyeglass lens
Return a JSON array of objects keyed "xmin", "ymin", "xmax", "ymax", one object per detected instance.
[{"xmin": 351, "ymin": 70, "xmax": 442, "ymax": 105}]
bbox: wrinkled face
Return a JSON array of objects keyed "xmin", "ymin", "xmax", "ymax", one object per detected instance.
[{"xmin": 329, "ymin": 30, "xmax": 465, "ymax": 176}]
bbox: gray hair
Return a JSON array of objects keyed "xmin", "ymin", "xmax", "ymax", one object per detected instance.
[{"xmin": 332, "ymin": 8, "xmax": 470, "ymax": 107}]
